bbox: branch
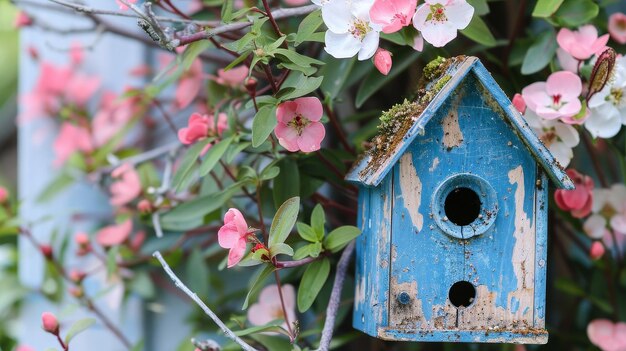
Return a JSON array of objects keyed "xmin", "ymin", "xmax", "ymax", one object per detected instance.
[
  {"xmin": 316, "ymin": 241, "xmax": 355, "ymax": 351},
  {"xmin": 42, "ymin": 0, "xmax": 216, "ymax": 25},
  {"xmin": 175, "ymin": 5, "xmax": 318, "ymax": 46},
  {"xmin": 152, "ymin": 252, "xmax": 259, "ymax": 351}
]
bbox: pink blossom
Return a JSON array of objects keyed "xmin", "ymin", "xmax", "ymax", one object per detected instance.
[
  {"xmin": 521, "ymin": 71, "xmax": 582, "ymax": 121},
  {"xmin": 92, "ymin": 92, "xmax": 138, "ymax": 147},
  {"xmin": 137, "ymin": 199, "xmax": 152, "ymax": 213},
  {"xmin": 14, "ymin": 11, "xmax": 32, "ymax": 28},
  {"xmin": 116, "ymin": 0, "xmax": 137, "ymax": 10},
  {"xmin": 557, "ymin": 25, "xmax": 610, "ymax": 61},
  {"xmin": 214, "ymin": 66, "xmax": 249, "ymax": 87},
  {"xmin": 16, "ymin": 346, "xmax": 35, "ymax": 351},
  {"xmin": 370, "ymin": 0, "xmax": 417, "ymax": 34},
  {"xmin": 41, "ymin": 312, "xmax": 59, "ymax": 334},
  {"xmin": 75, "ymin": 232, "xmax": 90, "ymax": 246},
  {"xmin": 274, "ymin": 97, "xmax": 325, "ymax": 153},
  {"xmin": 0, "ymin": 186, "xmax": 8, "ymax": 203},
  {"xmin": 129, "ymin": 64, "xmax": 152, "ymax": 77},
  {"xmin": 374, "ymin": 48, "xmax": 393, "ymax": 75},
  {"xmin": 556, "ymin": 48, "xmax": 579, "ymax": 73},
  {"xmin": 69, "ymin": 269, "xmax": 87, "ymax": 283},
  {"xmin": 109, "ymin": 164, "xmax": 142, "ymax": 207},
  {"xmin": 218, "ymin": 208, "xmax": 250, "ymax": 268},
  {"xmin": 554, "ymin": 169, "xmax": 593, "ymax": 218},
  {"xmin": 53, "ymin": 122, "xmax": 94, "ymax": 167},
  {"xmin": 70, "ymin": 42, "xmax": 84, "ymax": 66},
  {"xmin": 512, "ymin": 93, "xmax": 526, "ymax": 114},
  {"xmin": 283, "ymin": 0, "xmax": 310, "ymax": 6},
  {"xmin": 96, "ymin": 219, "xmax": 133, "ymax": 247},
  {"xmin": 176, "ymin": 59, "xmax": 203, "ymax": 109},
  {"xmin": 587, "ymin": 319, "xmax": 626, "ymax": 351},
  {"xmin": 590, "ymin": 241, "xmax": 605, "ymax": 260},
  {"xmin": 247, "ymin": 284, "xmax": 296, "ymax": 330},
  {"xmin": 178, "ymin": 112, "xmax": 228, "ymax": 155},
  {"xmin": 609, "ymin": 13, "xmax": 626, "ymax": 45}
]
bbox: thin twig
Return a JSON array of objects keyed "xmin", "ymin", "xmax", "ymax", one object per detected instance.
[
  {"xmin": 152, "ymin": 252, "xmax": 259, "ymax": 351},
  {"xmin": 44, "ymin": 0, "xmax": 215, "ymax": 25},
  {"xmin": 316, "ymin": 241, "xmax": 355, "ymax": 351}
]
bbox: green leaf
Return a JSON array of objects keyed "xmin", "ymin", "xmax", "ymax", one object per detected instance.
[
  {"xmin": 171, "ymin": 139, "xmax": 212, "ymax": 191},
  {"xmin": 273, "ymin": 158, "xmax": 300, "ymax": 208},
  {"xmin": 268, "ymin": 197, "xmax": 300, "ymax": 248},
  {"xmin": 260, "ymin": 166, "xmax": 280, "ymax": 181},
  {"xmin": 553, "ymin": 0, "xmax": 599, "ymax": 27},
  {"xmin": 182, "ymin": 41, "xmax": 212, "ymax": 71},
  {"xmin": 130, "ymin": 340, "xmax": 145, "ymax": 351},
  {"xmin": 532, "ymin": 0, "xmax": 564, "ymax": 17},
  {"xmin": 242, "ymin": 265, "xmax": 275, "ymax": 309},
  {"xmin": 311, "ymin": 204, "xmax": 326, "ymax": 240},
  {"xmin": 355, "ymin": 50, "xmax": 420, "ymax": 108},
  {"xmin": 64, "ymin": 318, "xmax": 96, "ymax": 343},
  {"xmin": 129, "ymin": 271, "xmax": 156, "ymax": 299},
  {"xmin": 295, "ymin": 10, "xmax": 323, "ymax": 46},
  {"xmin": 297, "ymin": 258, "xmax": 330, "ymax": 312},
  {"xmin": 467, "ymin": 0, "xmax": 489, "ymax": 15},
  {"xmin": 234, "ymin": 322, "xmax": 285, "ymax": 336},
  {"xmin": 460, "ymin": 15, "xmax": 496, "ymax": 47},
  {"xmin": 106, "ymin": 246, "xmax": 120, "ymax": 277},
  {"xmin": 278, "ymin": 74, "xmax": 324, "ymax": 101},
  {"xmin": 199, "ymin": 136, "xmax": 234, "ymax": 176},
  {"xmin": 521, "ymin": 29, "xmax": 557, "ymax": 75},
  {"xmin": 221, "ymin": 0, "xmax": 234, "ymax": 23},
  {"xmin": 37, "ymin": 173, "xmax": 74, "ymax": 203},
  {"xmin": 252, "ymin": 105, "xmax": 278, "ymax": 147},
  {"xmin": 160, "ymin": 184, "xmax": 241, "ymax": 231},
  {"xmin": 270, "ymin": 242, "xmax": 294, "ymax": 257},
  {"xmin": 319, "ymin": 56, "xmax": 356, "ymax": 100},
  {"xmin": 186, "ymin": 248, "xmax": 209, "ymax": 298},
  {"xmin": 224, "ymin": 53, "xmax": 250, "ymax": 71},
  {"xmin": 297, "ymin": 222, "xmax": 318, "ymax": 242},
  {"xmin": 293, "ymin": 242, "xmax": 322, "ymax": 260},
  {"xmin": 323, "ymin": 226, "xmax": 361, "ymax": 253}
]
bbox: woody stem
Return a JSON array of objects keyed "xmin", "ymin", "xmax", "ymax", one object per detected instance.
[{"xmin": 273, "ymin": 270, "xmax": 295, "ymax": 340}]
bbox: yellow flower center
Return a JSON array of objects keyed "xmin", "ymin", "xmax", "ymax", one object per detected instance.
[
  {"xmin": 287, "ymin": 114, "xmax": 310, "ymax": 136},
  {"xmin": 427, "ymin": 4, "xmax": 447, "ymax": 22},
  {"xmin": 349, "ymin": 18, "xmax": 371, "ymax": 40}
]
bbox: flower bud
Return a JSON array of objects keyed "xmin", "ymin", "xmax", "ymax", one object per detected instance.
[
  {"xmin": 373, "ymin": 48, "xmax": 392, "ymax": 76},
  {"xmin": 0, "ymin": 186, "xmax": 8, "ymax": 203},
  {"xmin": 40, "ymin": 245, "xmax": 53, "ymax": 260},
  {"xmin": 41, "ymin": 312, "xmax": 59, "ymax": 334},
  {"xmin": 512, "ymin": 93, "xmax": 526, "ymax": 114},
  {"xmin": 245, "ymin": 78, "xmax": 257, "ymax": 95},
  {"xmin": 14, "ymin": 11, "xmax": 33, "ymax": 28},
  {"xmin": 69, "ymin": 270, "xmax": 87, "ymax": 283},
  {"xmin": 590, "ymin": 241, "xmax": 605, "ymax": 260},
  {"xmin": 137, "ymin": 199, "xmax": 153, "ymax": 214}
]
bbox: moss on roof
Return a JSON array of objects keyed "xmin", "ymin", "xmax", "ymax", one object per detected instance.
[{"xmin": 359, "ymin": 56, "xmax": 466, "ymax": 179}]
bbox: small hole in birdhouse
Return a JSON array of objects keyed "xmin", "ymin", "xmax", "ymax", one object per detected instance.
[
  {"xmin": 444, "ymin": 187, "xmax": 481, "ymax": 226},
  {"xmin": 448, "ymin": 281, "xmax": 476, "ymax": 308}
]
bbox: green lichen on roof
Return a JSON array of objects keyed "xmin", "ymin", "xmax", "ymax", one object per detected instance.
[{"xmin": 358, "ymin": 56, "xmax": 466, "ymax": 178}]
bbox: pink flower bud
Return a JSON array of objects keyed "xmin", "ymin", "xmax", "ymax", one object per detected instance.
[
  {"xmin": 69, "ymin": 270, "xmax": 87, "ymax": 283},
  {"xmin": 590, "ymin": 241, "xmax": 605, "ymax": 260},
  {"xmin": 373, "ymin": 48, "xmax": 392, "ymax": 76},
  {"xmin": 137, "ymin": 199, "xmax": 152, "ymax": 214},
  {"xmin": 40, "ymin": 245, "xmax": 53, "ymax": 260},
  {"xmin": 130, "ymin": 231, "xmax": 146, "ymax": 252},
  {"xmin": 14, "ymin": 11, "xmax": 33, "ymax": 28},
  {"xmin": 0, "ymin": 186, "xmax": 8, "ymax": 203},
  {"xmin": 27, "ymin": 46, "xmax": 39, "ymax": 60},
  {"xmin": 41, "ymin": 312, "xmax": 59, "ymax": 334},
  {"xmin": 75, "ymin": 232, "xmax": 90, "ymax": 246},
  {"xmin": 512, "ymin": 93, "xmax": 526, "ymax": 114}
]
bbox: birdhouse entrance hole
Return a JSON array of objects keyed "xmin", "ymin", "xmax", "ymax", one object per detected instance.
[
  {"xmin": 448, "ymin": 281, "xmax": 476, "ymax": 308},
  {"xmin": 444, "ymin": 187, "xmax": 481, "ymax": 226},
  {"xmin": 432, "ymin": 174, "xmax": 498, "ymax": 239}
]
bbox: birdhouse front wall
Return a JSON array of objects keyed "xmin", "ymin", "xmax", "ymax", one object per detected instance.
[{"xmin": 354, "ymin": 74, "xmax": 549, "ymax": 343}]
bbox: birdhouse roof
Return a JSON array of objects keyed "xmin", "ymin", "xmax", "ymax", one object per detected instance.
[{"xmin": 345, "ymin": 56, "xmax": 574, "ymax": 190}]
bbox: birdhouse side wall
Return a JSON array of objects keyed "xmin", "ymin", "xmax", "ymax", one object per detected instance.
[{"xmin": 353, "ymin": 180, "xmax": 394, "ymax": 337}]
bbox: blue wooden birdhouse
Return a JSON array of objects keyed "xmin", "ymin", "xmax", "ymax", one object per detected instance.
[{"xmin": 345, "ymin": 56, "xmax": 574, "ymax": 344}]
